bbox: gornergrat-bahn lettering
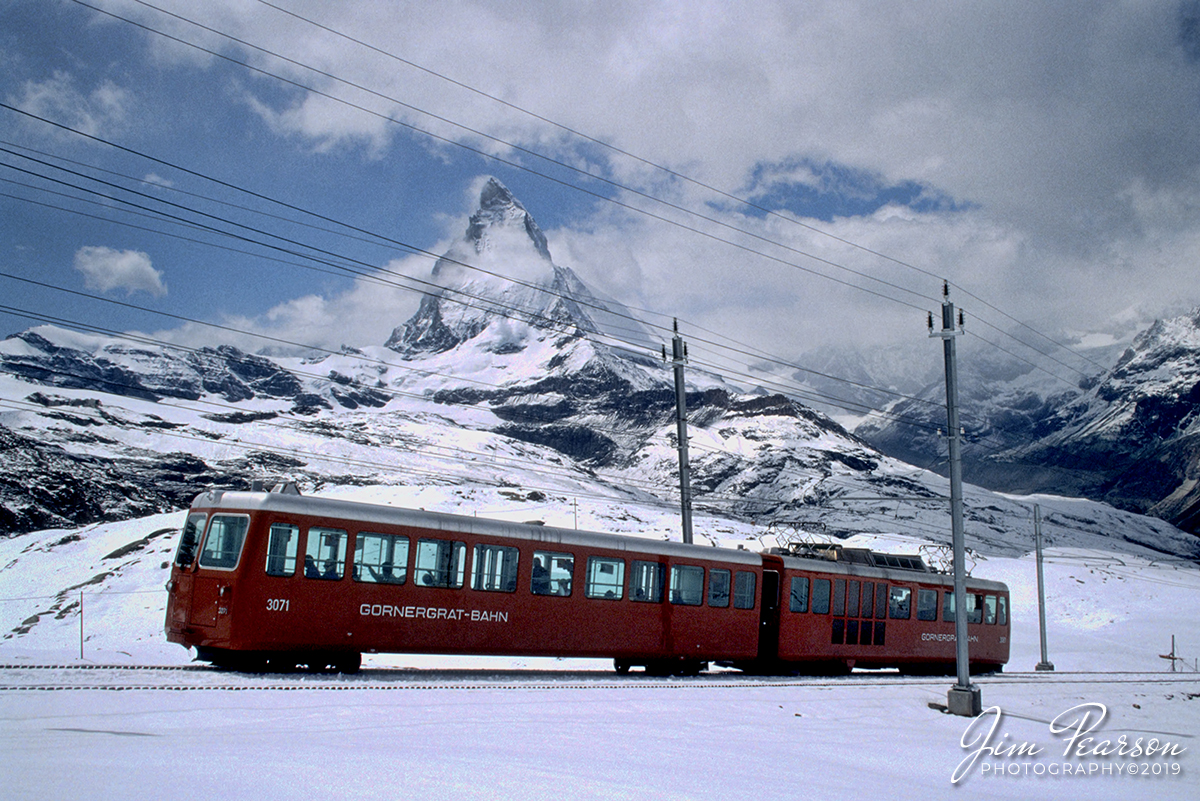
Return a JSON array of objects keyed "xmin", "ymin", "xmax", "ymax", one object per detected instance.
[
  {"xmin": 359, "ymin": 604, "xmax": 509, "ymax": 623},
  {"xmin": 165, "ymin": 488, "xmax": 1011, "ymax": 676}
]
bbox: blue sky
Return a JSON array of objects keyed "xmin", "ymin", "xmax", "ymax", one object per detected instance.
[{"xmin": 4, "ymin": 0, "xmax": 1200, "ymax": 368}]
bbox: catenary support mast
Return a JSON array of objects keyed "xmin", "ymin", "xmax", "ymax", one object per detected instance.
[
  {"xmin": 929, "ymin": 284, "xmax": 980, "ymax": 716},
  {"xmin": 670, "ymin": 320, "xmax": 694, "ymax": 545}
]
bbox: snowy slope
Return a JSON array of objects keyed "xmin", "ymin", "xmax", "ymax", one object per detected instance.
[{"xmin": 2, "ymin": 495, "xmax": 1197, "ymax": 801}]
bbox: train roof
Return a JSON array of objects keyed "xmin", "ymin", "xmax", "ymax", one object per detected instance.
[
  {"xmin": 188, "ymin": 489, "xmax": 764, "ymax": 567},
  {"xmin": 187, "ymin": 489, "xmax": 1009, "ymax": 591},
  {"xmin": 776, "ymin": 553, "xmax": 1008, "ymax": 590}
]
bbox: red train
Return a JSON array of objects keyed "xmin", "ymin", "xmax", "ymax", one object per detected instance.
[{"xmin": 165, "ymin": 488, "xmax": 1010, "ymax": 675}]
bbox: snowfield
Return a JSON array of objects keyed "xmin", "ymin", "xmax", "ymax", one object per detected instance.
[{"xmin": 2, "ymin": 489, "xmax": 1198, "ymax": 800}]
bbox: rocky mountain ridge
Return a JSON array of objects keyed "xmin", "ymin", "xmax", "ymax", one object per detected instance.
[{"xmin": 857, "ymin": 308, "xmax": 1200, "ymax": 534}]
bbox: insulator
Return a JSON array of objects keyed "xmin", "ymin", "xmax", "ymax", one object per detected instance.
[
  {"xmin": 957, "ymin": 309, "xmax": 965, "ymax": 328},
  {"xmin": 927, "ymin": 312, "xmax": 934, "ymax": 330},
  {"xmin": 942, "ymin": 280, "xmax": 950, "ymax": 298}
]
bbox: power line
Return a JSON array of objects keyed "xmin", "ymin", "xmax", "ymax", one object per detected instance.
[
  {"xmin": 240, "ymin": 0, "xmax": 1111, "ymax": 382},
  {"xmin": 0, "ymin": 138, "xmax": 954, "ymax": 426}
]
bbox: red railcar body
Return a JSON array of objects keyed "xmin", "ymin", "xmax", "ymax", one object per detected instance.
[{"xmin": 165, "ymin": 490, "xmax": 1010, "ymax": 674}]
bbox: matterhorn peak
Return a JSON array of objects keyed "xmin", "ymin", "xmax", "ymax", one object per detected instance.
[
  {"xmin": 462, "ymin": 178, "xmax": 553, "ymax": 264},
  {"xmin": 385, "ymin": 178, "xmax": 654, "ymax": 359}
]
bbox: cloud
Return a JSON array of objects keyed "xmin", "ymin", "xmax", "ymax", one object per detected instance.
[
  {"xmin": 73, "ymin": 247, "xmax": 167, "ymax": 298},
  {"xmin": 149, "ymin": 253, "xmax": 430, "ymax": 355},
  {"xmin": 9, "ymin": 71, "xmax": 132, "ymax": 139},
  {"xmin": 54, "ymin": 1, "xmax": 1200, "ymax": 357}
]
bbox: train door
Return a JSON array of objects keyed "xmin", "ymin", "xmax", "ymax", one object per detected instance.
[
  {"xmin": 757, "ymin": 570, "xmax": 780, "ymax": 663},
  {"xmin": 189, "ymin": 578, "xmax": 221, "ymax": 627}
]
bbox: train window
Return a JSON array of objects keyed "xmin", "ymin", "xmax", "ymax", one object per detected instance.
[
  {"xmin": 860, "ymin": 582, "xmax": 874, "ymax": 619},
  {"xmin": 471, "ymin": 544, "xmax": 519, "ymax": 593},
  {"xmin": 415, "ymin": 538, "xmax": 467, "ymax": 588},
  {"xmin": 789, "ymin": 577, "xmax": 809, "ymax": 612},
  {"xmin": 831, "ymin": 618, "xmax": 844, "ymax": 645},
  {"xmin": 174, "ymin": 513, "xmax": 206, "ymax": 568},
  {"xmin": 860, "ymin": 619, "xmax": 873, "ymax": 645},
  {"xmin": 354, "ymin": 533, "xmax": 409, "ymax": 585},
  {"xmin": 846, "ymin": 580, "xmax": 860, "ymax": 617},
  {"xmin": 943, "ymin": 591, "xmax": 955, "ymax": 622},
  {"xmin": 874, "ymin": 620, "xmax": 886, "ymax": 646},
  {"xmin": 265, "ymin": 523, "xmax": 299, "ymax": 577},
  {"xmin": 304, "ymin": 527, "xmax": 348, "ymax": 580},
  {"xmin": 968, "ymin": 594, "xmax": 983, "ymax": 624},
  {"xmin": 630, "ymin": 560, "xmax": 664, "ymax": 602},
  {"xmin": 198, "ymin": 515, "xmax": 250, "ymax": 570},
  {"xmin": 708, "ymin": 569, "xmax": 731, "ymax": 608},
  {"xmin": 532, "ymin": 551, "xmax": 574, "ymax": 596},
  {"xmin": 984, "ymin": 595, "xmax": 997, "ymax": 624},
  {"xmin": 888, "ymin": 586, "xmax": 912, "ymax": 619},
  {"xmin": 998, "ymin": 596, "xmax": 1008, "ymax": 626},
  {"xmin": 847, "ymin": 619, "xmax": 859, "ymax": 643},
  {"xmin": 812, "ymin": 579, "xmax": 831, "ymax": 614},
  {"xmin": 917, "ymin": 588, "xmax": 938, "ymax": 621},
  {"xmin": 670, "ymin": 565, "xmax": 705, "ymax": 606},
  {"xmin": 875, "ymin": 584, "xmax": 887, "ymax": 618},
  {"xmin": 734, "ymin": 572, "xmax": 756, "ymax": 609},
  {"xmin": 832, "ymin": 579, "xmax": 846, "ymax": 616},
  {"xmin": 585, "ymin": 557, "xmax": 624, "ymax": 600}
]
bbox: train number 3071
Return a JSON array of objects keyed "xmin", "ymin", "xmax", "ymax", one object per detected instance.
[{"xmin": 266, "ymin": 598, "xmax": 291, "ymax": 612}]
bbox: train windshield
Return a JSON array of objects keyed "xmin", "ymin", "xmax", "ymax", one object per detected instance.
[
  {"xmin": 174, "ymin": 513, "xmax": 207, "ymax": 568},
  {"xmin": 198, "ymin": 515, "xmax": 250, "ymax": 570}
]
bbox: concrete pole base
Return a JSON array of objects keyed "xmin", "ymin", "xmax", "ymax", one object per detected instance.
[
  {"xmin": 1035, "ymin": 662, "xmax": 1055, "ymax": 671},
  {"xmin": 947, "ymin": 685, "xmax": 982, "ymax": 717}
]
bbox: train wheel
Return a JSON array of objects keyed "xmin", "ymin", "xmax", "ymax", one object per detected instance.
[
  {"xmin": 645, "ymin": 660, "xmax": 673, "ymax": 677},
  {"xmin": 335, "ymin": 652, "xmax": 362, "ymax": 674},
  {"xmin": 265, "ymin": 654, "xmax": 299, "ymax": 673},
  {"xmin": 613, "ymin": 659, "xmax": 631, "ymax": 675}
]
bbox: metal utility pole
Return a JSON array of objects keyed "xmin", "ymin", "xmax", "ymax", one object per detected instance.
[
  {"xmin": 929, "ymin": 283, "xmax": 980, "ymax": 716},
  {"xmin": 1034, "ymin": 504, "xmax": 1054, "ymax": 671},
  {"xmin": 667, "ymin": 319, "xmax": 694, "ymax": 545}
]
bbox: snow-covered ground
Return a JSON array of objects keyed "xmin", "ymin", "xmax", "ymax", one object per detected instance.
[{"xmin": 2, "ymin": 493, "xmax": 1198, "ymax": 799}]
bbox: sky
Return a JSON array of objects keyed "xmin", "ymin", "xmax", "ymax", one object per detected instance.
[{"xmin": 3, "ymin": 0, "xmax": 1200, "ymax": 378}]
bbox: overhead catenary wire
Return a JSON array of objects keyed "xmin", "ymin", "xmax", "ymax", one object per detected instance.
[
  {"xmin": 0, "ymin": 61, "xmax": 1089, "ymax": 412},
  {"xmin": 0, "ymin": 146, "xmax": 1113, "ymax": 491},
  {"xmin": 0, "ymin": 161, "xmax": 1104, "ymax": 491},
  {"xmin": 0, "ymin": 3, "xmax": 1160, "ymax": 533},
  {"xmin": 244, "ymin": 0, "xmax": 1109, "ymax": 380},
  {"xmin": 77, "ymin": 0, "xmax": 937, "ymax": 312},
  {"xmin": 0, "ymin": 140, "xmax": 954, "ymax": 429},
  {"xmin": 9, "ymin": 1, "xmax": 1109, "ymax": 411}
]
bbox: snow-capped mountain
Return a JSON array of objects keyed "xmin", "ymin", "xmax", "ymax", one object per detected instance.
[
  {"xmin": 386, "ymin": 178, "xmax": 657, "ymax": 359},
  {"xmin": 1, "ymin": 178, "xmax": 1196, "ymax": 562},
  {"xmin": 857, "ymin": 309, "xmax": 1200, "ymax": 534}
]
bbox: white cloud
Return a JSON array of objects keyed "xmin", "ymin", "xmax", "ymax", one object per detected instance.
[
  {"xmin": 10, "ymin": 71, "xmax": 132, "ymax": 139},
  {"xmin": 56, "ymin": 1, "xmax": 1200, "ymax": 357},
  {"xmin": 73, "ymin": 246, "xmax": 167, "ymax": 298},
  {"xmin": 150, "ymin": 253, "xmax": 429, "ymax": 355}
]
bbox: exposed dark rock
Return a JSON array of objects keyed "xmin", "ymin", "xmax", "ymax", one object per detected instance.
[{"xmin": 495, "ymin": 424, "xmax": 618, "ymax": 466}]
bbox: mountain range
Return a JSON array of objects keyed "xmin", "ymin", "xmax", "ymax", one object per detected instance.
[
  {"xmin": 855, "ymin": 308, "xmax": 1200, "ymax": 535},
  {"xmin": 1, "ymin": 178, "xmax": 1197, "ymax": 562}
]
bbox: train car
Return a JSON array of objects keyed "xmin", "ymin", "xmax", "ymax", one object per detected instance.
[
  {"xmin": 165, "ymin": 488, "xmax": 764, "ymax": 674},
  {"xmin": 765, "ymin": 544, "xmax": 1010, "ymax": 674},
  {"xmin": 164, "ymin": 487, "xmax": 1010, "ymax": 675}
]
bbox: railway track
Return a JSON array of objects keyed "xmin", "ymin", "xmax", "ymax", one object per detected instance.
[{"xmin": 2, "ymin": 664, "xmax": 1198, "ymax": 693}]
